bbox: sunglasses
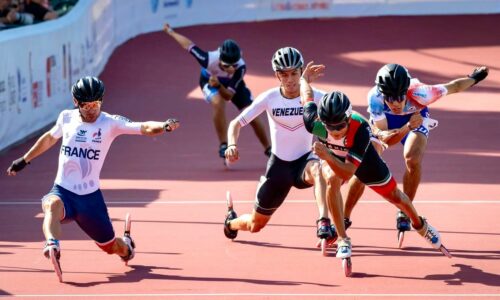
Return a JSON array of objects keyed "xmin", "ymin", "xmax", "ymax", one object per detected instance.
[
  {"xmin": 323, "ymin": 121, "xmax": 348, "ymax": 132},
  {"xmin": 384, "ymin": 94, "xmax": 406, "ymax": 103},
  {"xmin": 220, "ymin": 61, "xmax": 238, "ymax": 69},
  {"xmin": 78, "ymin": 100, "xmax": 102, "ymax": 110}
]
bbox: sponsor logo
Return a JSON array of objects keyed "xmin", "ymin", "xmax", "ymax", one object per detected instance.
[
  {"xmin": 272, "ymin": 107, "xmax": 304, "ymax": 117},
  {"xmin": 92, "ymin": 128, "xmax": 102, "ymax": 143},
  {"xmin": 324, "ymin": 142, "xmax": 347, "ymax": 152},
  {"xmin": 61, "ymin": 145, "xmax": 100, "ymax": 160},
  {"xmin": 272, "ymin": 0, "xmax": 329, "ymax": 11},
  {"xmin": 76, "ymin": 129, "xmax": 87, "ymax": 142},
  {"xmin": 163, "ymin": 0, "xmax": 180, "ymax": 8}
]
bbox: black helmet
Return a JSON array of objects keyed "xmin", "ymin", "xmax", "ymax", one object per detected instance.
[
  {"xmin": 375, "ymin": 63, "xmax": 410, "ymax": 100},
  {"xmin": 272, "ymin": 47, "xmax": 304, "ymax": 71},
  {"xmin": 72, "ymin": 76, "xmax": 105, "ymax": 102},
  {"xmin": 318, "ymin": 91, "xmax": 352, "ymax": 125},
  {"xmin": 219, "ymin": 39, "xmax": 241, "ymax": 64}
]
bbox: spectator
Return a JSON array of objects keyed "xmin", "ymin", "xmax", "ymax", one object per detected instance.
[
  {"xmin": 24, "ymin": 0, "xmax": 57, "ymax": 22},
  {"xmin": 1, "ymin": 0, "xmax": 33, "ymax": 27}
]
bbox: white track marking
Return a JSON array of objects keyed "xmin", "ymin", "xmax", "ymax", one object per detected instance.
[{"xmin": 2, "ymin": 293, "xmax": 500, "ymax": 298}]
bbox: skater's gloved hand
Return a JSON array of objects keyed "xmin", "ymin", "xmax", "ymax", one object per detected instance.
[
  {"xmin": 7, "ymin": 157, "xmax": 29, "ymax": 176},
  {"xmin": 225, "ymin": 144, "xmax": 239, "ymax": 163},
  {"xmin": 163, "ymin": 118, "xmax": 179, "ymax": 132},
  {"xmin": 468, "ymin": 66, "xmax": 488, "ymax": 86}
]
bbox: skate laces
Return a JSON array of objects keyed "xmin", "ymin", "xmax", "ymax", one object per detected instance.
[
  {"xmin": 417, "ymin": 217, "xmax": 441, "ymax": 249},
  {"xmin": 336, "ymin": 237, "xmax": 352, "ymax": 258},
  {"xmin": 338, "ymin": 237, "xmax": 351, "ymax": 248}
]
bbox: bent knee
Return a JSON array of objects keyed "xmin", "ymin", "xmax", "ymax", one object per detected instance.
[
  {"xmin": 404, "ymin": 154, "xmax": 422, "ymax": 170},
  {"xmin": 384, "ymin": 189, "xmax": 404, "ymax": 205},
  {"xmin": 322, "ymin": 167, "xmax": 342, "ymax": 187},
  {"xmin": 309, "ymin": 160, "xmax": 321, "ymax": 177},
  {"xmin": 42, "ymin": 196, "xmax": 64, "ymax": 213}
]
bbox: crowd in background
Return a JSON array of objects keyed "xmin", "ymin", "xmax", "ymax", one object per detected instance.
[{"xmin": 0, "ymin": 0, "xmax": 77, "ymax": 30}]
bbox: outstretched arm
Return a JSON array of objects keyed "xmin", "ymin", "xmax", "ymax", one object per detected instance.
[
  {"xmin": 141, "ymin": 118, "xmax": 180, "ymax": 136},
  {"xmin": 6, "ymin": 131, "xmax": 60, "ymax": 176},
  {"xmin": 444, "ymin": 66, "xmax": 489, "ymax": 95},
  {"xmin": 163, "ymin": 23, "xmax": 193, "ymax": 50}
]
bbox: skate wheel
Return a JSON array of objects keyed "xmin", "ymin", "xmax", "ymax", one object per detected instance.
[
  {"xmin": 439, "ymin": 245, "xmax": 452, "ymax": 258},
  {"xmin": 342, "ymin": 258, "xmax": 352, "ymax": 277},
  {"xmin": 320, "ymin": 239, "xmax": 328, "ymax": 257},
  {"xmin": 124, "ymin": 213, "xmax": 132, "ymax": 235},
  {"xmin": 49, "ymin": 248, "xmax": 63, "ymax": 283},
  {"xmin": 397, "ymin": 231, "xmax": 405, "ymax": 249},
  {"xmin": 226, "ymin": 191, "xmax": 233, "ymax": 210}
]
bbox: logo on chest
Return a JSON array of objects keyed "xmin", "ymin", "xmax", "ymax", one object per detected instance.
[
  {"xmin": 92, "ymin": 128, "xmax": 102, "ymax": 143},
  {"xmin": 325, "ymin": 143, "xmax": 347, "ymax": 152},
  {"xmin": 272, "ymin": 107, "xmax": 303, "ymax": 117},
  {"xmin": 75, "ymin": 129, "xmax": 87, "ymax": 142}
]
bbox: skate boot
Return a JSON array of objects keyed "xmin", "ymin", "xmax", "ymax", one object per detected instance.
[
  {"xmin": 43, "ymin": 238, "xmax": 62, "ymax": 282},
  {"xmin": 224, "ymin": 191, "xmax": 238, "ymax": 239},
  {"xmin": 396, "ymin": 211, "xmax": 411, "ymax": 248},
  {"xmin": 316, "ymin": 218, "xmax": 333, "ymax": 239},
  {"xmin": 316, "ymin": 218, "xmax": 337, "ymax": 256},
  {"xmin": 121, "ymin": 213, "xmax": 136, "ymax": 265},
  {"xmin": 337, "ymin": 237, "xmax": 353, "ymax": 277},
  {"xmin": 325, "ymin": 218, "xmax": 351, "ymax": 248},
  {"xmin": 415, "ymin": 216, "xmax": 452, "ymax": 258},
  {"xmin": 224, "ymin": 210, "xmax": 238, "ymax": 239},
  {"xmin": 336, "ymin": 237, "xmax": 352, "ymax": 259},
  {"xmin": 219, "ymin": 143, "xmax": 230, "ymax": 167}
]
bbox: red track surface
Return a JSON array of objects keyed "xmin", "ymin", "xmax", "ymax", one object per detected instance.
[{"xmin": 1, "ymin": 15, "xmax": 499, "ymax": 299}]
